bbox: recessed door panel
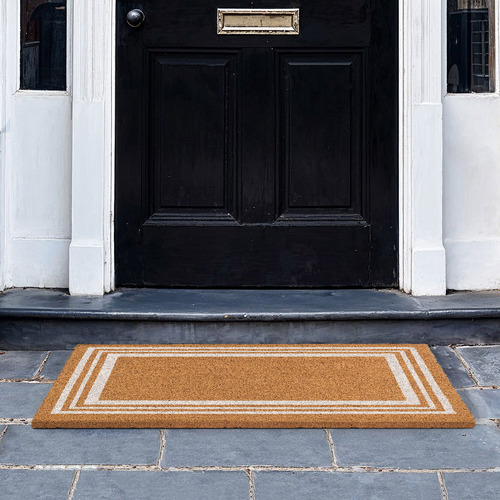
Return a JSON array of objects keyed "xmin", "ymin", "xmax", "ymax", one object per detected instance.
[
  {"xmin": 149, "ymin": 53, "xmax": 237, "ymax": 222},
  {"xmin": 279, "ymin": 53, "xmax": 363, "ymax": 220}
]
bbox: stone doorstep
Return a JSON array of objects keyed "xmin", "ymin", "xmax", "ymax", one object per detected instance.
[
  {"xmin": 1, "ymin": 288, "xmax": 500, "ymax": 349},
  {"xmin": 2, "ymin": 288, "xmax": 500, "ymax": 321}
]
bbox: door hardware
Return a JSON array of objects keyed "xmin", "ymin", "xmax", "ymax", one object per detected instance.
[
  {"xmin": 127, "ymin": 9, "xmax": 146, "ymax": 28},
  {"xmin": 217, "ymin": 8, "xmax": 299, "ymax": 35}
]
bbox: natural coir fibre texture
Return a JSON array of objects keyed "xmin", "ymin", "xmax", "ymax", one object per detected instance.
[{"xmin": 32, "ymin": 344, "xmax": 475, "ymax": 429}]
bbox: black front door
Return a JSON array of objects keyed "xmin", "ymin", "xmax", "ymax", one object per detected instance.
[{"xmin": 115, "ymin": 0, "xmax": 398, "ymax": 287}]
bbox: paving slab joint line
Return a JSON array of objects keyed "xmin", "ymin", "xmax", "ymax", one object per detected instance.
[
  {"xmin": 1, "ymin": 464, "xmax": 500, "ymax": 473},
  {"xmin": 34, "ymin": 351, "xmax": 51, "ymax": 379},
  {"xmin": 165, "ymin": 466, "xmax": 500, "ymax": 473},
  {"xmin": 0, "ymin": 378, "xmax": 53, "ymax": 384},
  {"xmin": 451, "ymin": 346, "xmax": 481, "ymax": 386},
  {"xmin": 67, "ymin": 470, "xmax": 80, "ymax": 500},
  {"xmin": 437, "ymin": 472, "xmax": 449, "ymax": 500},
  {"xmin": 330, "ymin": 467, "xmax": 500, "ymax": 474},
  {"xmin": 156, "ymin": 429, "xmax": 166, "ymax": 469},
  {"xmin": 0, "ymin": 419, "xmax": 32, "ymax": 426},
  {"xmin": 0, "ymin": 465, "xmax": 159, "ymax": 471},
  {"xmin": 471, "ymin": 418, "xmax": 500, "ymax": 427},
  {"xmin": 0, "ymin": 425, "xmax": 8, "ymax": 445},
  {"xmin": 324, "ymin": 428, "xmax": 338, "ymax": 467},
  {"xmin": 246, "ymin": 468, "xmax": 256, "ymax": 500},
  {"xmin": 458, "ymin": 385, "xmax": 500, "ymax": 390}
]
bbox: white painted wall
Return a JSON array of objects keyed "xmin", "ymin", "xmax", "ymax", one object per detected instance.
[
  {"xmin": 8, "ymin": 94, "xmax": 72, "ymax": 288},
  {"xmin": 442, "ymin": 4, "xmax": 500, "ymax": 290},
  {"xmin": 443, "ymin": 95, "xmax": 500, "ymax": 290},
  {"xmin": 1, "ymin": 0, "xmax": 72, "ymax": 289}
]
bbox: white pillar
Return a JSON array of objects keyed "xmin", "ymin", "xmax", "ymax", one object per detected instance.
[
  {"xmin": 0, "ymin": 0, "xmax": 6, "ymax": 292},
  {"xmin": 400, "ymin": 0, "xmax": 447, "ymax": 295},
  {"xmin": 69, "ymin": 1, "xmax": 114, "ymax": 295}
]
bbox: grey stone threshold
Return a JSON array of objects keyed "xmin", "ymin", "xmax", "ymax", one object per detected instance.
[
  {"xmin": 1, "ymin": 288, "xmax": 500, "ymax": 348},
  {"xmin": 1, "ymin": 288, "xmax": 500, "ymax": 321}
]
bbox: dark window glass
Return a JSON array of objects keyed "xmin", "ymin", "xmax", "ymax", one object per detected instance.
[
  {"xmin": 448, "ymin": 0, "xmax": 495, "ymax": 93},
  {"xmin": 20, "ymin": 0, "xmax": 67, "ymax": 90}
]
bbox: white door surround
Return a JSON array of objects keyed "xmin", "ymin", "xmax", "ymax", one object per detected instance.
[
  {"xmin": 0, "ymin": 1, "xmax": 447, "ymax": 296},
  {"xmin": 69, "ymin": 1, "xmax": 115, "ymax": 295}
]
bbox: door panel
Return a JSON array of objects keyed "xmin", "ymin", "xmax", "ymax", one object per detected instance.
[
  {"xmin": 143, "ymin": 225, "xmax": 370, "ymax": 287},
  {"xmin": 150, "ymin": 53, "xmax": 236, "ymax": 219},
  {"xmin": 115, "ymin": 0, "xmax": 398, "ymax": 287},
  {"xmin": 279, "ymin": 53, "xmax": 362, "ymax": 217}
]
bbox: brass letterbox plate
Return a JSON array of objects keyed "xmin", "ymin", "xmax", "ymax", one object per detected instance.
[{"xmin": 217, "ymin": 8, "xmax": 300, "ymax": 35}]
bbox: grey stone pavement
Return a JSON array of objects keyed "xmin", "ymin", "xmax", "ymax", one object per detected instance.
[{"xmin": 0, "ymin": 346, "xmax": 499, "ymax": 499}]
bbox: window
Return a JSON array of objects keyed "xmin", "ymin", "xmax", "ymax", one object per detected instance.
[
  {"xmin": 448, "ymin": 0, "xmax": 496, "ymax": 93},
  {"xmin": 20, "ymin": 0, "xmax": 67, "ymax": 90}
]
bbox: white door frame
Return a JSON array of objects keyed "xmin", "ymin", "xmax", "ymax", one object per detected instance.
[
  {"xmin": 69, "ymin": 1, "xmax": 115, "ymax": 295},
  {"xmin": 399, "ymin": 0, "xmax": 446, "ymax": 295},
  {"xmin": 66, "ymin": 0, "xmax": 447, "ymax": 296},
  {"xmin": 0, "ymin": 0, "xmax": 6, "ymax": 292}
]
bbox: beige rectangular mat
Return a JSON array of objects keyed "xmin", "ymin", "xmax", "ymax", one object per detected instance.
[{"xmin": 32, "ymin": 344, "xmax": 475, "ymax": 428}]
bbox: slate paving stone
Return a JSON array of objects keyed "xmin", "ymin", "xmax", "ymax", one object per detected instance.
[
  {"xmin": 456, "ymin": 346, "xmax": 500, "ymax": 386},
  {"xmin": 444, "ymin": 472, "xmax": 500, "ymax": 500},
  {"xmin": 331, "ymin": 424, "xmax": 500, "ymax": 469},
  {"xmin": 0, "ymin": 382, "xmax": 51, "ymax": 419},
  {"xmin": 431, "ymin": 346, "xmax": 475, "ymax": 388},
  {"xmin": 458, "ymin": 389, "xmax": 500, "ymax": 419},
  {"xmin": 0, "ymin": 347, "xmax": 499, "ymax": 499},
  {"xmin": 0, "ymin": 351, "xmax": 47, "ymax": 379},
  {"xmin": 0, "ymin": 426, "xmax": 161, "ymax": 465},
  {"xmin": 73, "ymin": 470, "xmax": 249, "ymax": 500},
  {"xmin": 161, "ymin": 429, "xmax": 332, "ymax": 467},
  {"xmin": 254, "ymin": 472, "xmax": 443, "ymax": 500},
  {"xmin": 39, "ymin": 350, "xmax": 72, "ymax": 380},
  {"xmin": 0, "ymin": 469, "xmax": 75, "ymax": 500}
]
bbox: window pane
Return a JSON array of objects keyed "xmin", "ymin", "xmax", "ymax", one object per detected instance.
[
  {"xmin": 448, "ymin": 0, "xmax": 495, "ymax": 93},
  {"xmin": 20, "ymin": 0, "xmax": 67, "ymax": 90}
]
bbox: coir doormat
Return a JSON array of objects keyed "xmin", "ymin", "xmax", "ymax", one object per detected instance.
[{"xmin": 32, "ymin": 344, "xmax": 474, "ymax": 429}]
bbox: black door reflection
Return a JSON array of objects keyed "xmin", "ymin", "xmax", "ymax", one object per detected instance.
[
  {"xmin": 20, "ymin": 0, "xmax": 67, "ymax": 91},
  {"xmin": 447, "ymin": 0, "xmax": 494, "ymax": 93}
]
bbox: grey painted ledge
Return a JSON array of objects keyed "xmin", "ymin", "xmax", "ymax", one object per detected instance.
[
  {"xmin": 1, "ymin": 288, "xmax": 500, "ymax": 321},
  {"xmin": 1, "ymin": 288, "xmax": 500, "ymax": 348}
]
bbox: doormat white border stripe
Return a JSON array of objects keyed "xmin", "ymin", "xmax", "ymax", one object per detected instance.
[{"xmin": 52, "ymin": 346, "xmax": 450, "ymax": 416}]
